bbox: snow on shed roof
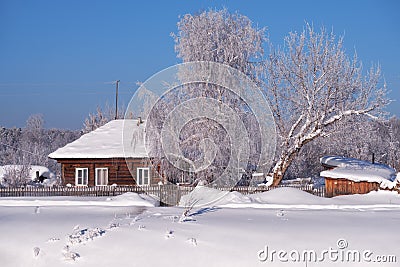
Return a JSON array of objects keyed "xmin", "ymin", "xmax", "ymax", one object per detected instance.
[
  {"xmin": 321, "ymin": 156, "xmax": 375, "ymax": 168},
  {"xmin": 320, "ymin": 156, "xmax": 398, "ymax": 189},
  {"xmin": 48, "ymin": 120, "xmax": 147, "ymax": 159}
]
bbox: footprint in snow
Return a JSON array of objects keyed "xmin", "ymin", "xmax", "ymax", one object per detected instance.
[
  {"xmin": 72, "ymin": 224, "xmax": 80, "ymax": 233},
  {"xmin": 165, "ymin": 230, "xmax": 174, "ymax": 239},
  {"xmin": 276, "ymin": 209, "xmax": 289, "ymax": 221},
  {"xmin": 34, "ymin": 206, "xmax": 40, "ymax": 214},
  {"xmin": 186, "ymin": 238, "xmax": 197, "ymax": 246},
  {"xmin": 33, "ymin": 247, "xmax": 40, "ymax": 258},
  {"xmin": 108, "ymin": 222, "xmax": 120, "ymax": 229},
  {"xmin": 163, "ymin": 215, "xmax": 180, "ymax": 222},
  {"xmin": 276, "ymin": 209, "xmax": 285, "ymax": 217},
  {"xmin": 62, "ymin": 245, "xmax": 80, "ymax": 261}
]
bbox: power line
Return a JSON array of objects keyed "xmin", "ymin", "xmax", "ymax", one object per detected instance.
[
  {"xmin": 0, "ymin": 81, "xmax": 138, "ymax": 87},
  {"xmin": 0, "ymin": 91, "xmax": 134, "ymax": 97}
]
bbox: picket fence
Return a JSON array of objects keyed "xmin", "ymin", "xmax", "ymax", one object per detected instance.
[{"xmin": 0, "ymin": 184, "xmax": 325, "ymax": 206}]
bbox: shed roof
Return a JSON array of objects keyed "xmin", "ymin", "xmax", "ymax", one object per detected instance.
[{"xmin": 48, "ymin": 119, "xmax": 147, "ymax": 159}]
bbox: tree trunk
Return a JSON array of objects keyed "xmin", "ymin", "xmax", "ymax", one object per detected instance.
[
  {"xmin": 271, "ymin": 151, "xmax": 298, "ymax": 186},
  {"xmin": 272, "ymin": 163, "xmax": 287, "ymax": 186}
]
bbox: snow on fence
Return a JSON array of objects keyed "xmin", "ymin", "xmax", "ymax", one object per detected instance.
[{"xmin": 0, "ymin": 184, "xmax": 325, "ymax": 205}]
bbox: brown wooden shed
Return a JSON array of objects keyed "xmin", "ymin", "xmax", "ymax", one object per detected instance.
[
  {"xmin": 320, "ymin": 156, "xmax": 398, "ymax": 198},
  {"xmin": 49, "ymin": 120, "xmax": 163, "ymax": 187},
  {"xmin": 324, "ymin": 178, "xmax": 380, "ymax": 198}
]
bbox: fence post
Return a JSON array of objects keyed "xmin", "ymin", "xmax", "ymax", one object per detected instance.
[
  {"xmin": 159, "ymin": 185, "xmax": 163, "ymax": 206},
  {"xmin": 177, "ymin": 186, "xmax": 181, "ymax": 206}
]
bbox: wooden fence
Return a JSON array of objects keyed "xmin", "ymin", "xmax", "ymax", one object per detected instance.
[{"xmin": 0, "ymin": 184, "xmax": 325, "ymax": 206}]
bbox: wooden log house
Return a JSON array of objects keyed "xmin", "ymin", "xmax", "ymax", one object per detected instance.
[{"xmin": 49, "ymin": 120, "xmax": 163, "ymax": 186}]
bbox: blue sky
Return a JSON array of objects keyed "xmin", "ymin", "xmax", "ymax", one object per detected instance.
[{"xmin": 1, "ymin": 0, "xmax": 399, "ymax": 129}]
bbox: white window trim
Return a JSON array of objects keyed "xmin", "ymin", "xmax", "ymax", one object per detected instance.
[
  {"xmin": 75, "ymin": 168, "xmax": 88, "ymax": 186},
  {"xmin": 95, "ymin": 168, "xmax": 109, "ymax": 186},
  {"xmin": 137, "ymin": 167, "xmax": 150, "ymax": 186}
]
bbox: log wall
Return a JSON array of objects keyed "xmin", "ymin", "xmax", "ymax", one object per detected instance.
[
  {"xmin": 325, "ymin": 178, "xmax": 380, "ymax": 197},
  {"xmin": 58, "ymin": 158, "xmax": 162, "ymax": 186}
]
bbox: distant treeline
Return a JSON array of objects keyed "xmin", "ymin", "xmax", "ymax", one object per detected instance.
[
  {"xmin": 1, "ymin": 113, "xmax": 399, "ymax": 184},
  {"xmin": 0, "ymin": 114, "xmax": 81, "ymax": 178}
]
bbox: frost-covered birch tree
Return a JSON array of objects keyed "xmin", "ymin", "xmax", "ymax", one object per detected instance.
[
  {"xmin": 264, "ymin": 24, "xmax": 390, "ymax": 185},
  {"xmin": 172, "ymin": 8, "xmax": 266, "ymax": 78},
  {"xmin": 139, "ymin": 9, "xmax": 265, "ymax": 185},
  {"xmin": 154, "ymin": 9, "xmax": 268, "ymax": 185},
  {"xmin": 22, "ymin": 114, "xmax": 47, "ymax": 165}
]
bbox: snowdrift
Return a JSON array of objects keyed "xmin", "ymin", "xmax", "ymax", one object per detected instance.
[
  {"xmin": 180, "ymin": 186, "xmax": 400, "ymax": 209},
  {"xmin": 179, "ymin": 186, "xmax": 252, "ymax": 207},
  {"xmin": 250, "ymin": 187, "xmax": 331, "ymax": 205}
]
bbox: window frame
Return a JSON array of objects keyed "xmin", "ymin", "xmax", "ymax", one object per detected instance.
[
  {"xmin": 136, "ymin": 167, "xmax": 150, "ymax": 186},
  {"xmin": 75, "ymin": 168, "xmax": 88, "ymax": 186},
  {"xmin": 95, "ymin": 167, "xmax": 109, "ymax": 186}
]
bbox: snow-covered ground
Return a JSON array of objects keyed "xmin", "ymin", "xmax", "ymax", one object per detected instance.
[{"xmin": 0, "ymin": 188, "xmax": 399, "ymax": 267}]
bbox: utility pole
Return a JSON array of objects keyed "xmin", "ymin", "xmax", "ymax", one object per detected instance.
[{"xmin": 115, "ymin": 80, "xmax": 120, "ymax": 120}]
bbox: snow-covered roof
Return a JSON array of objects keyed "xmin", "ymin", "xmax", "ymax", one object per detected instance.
[
  {"xmin": 320, "ymin": 156, "xmax": 398, "ymax": 189},
  {"xmin": 321, "ymin": 156, "xmax": 373, "ymax": 168},
  {"xmin": 48, "ymin": 120, "xmax": 147, "ymax": 159}
]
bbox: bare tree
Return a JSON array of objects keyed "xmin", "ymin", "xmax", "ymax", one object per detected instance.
[
  {"xmin": 387, "ymin": 117, "xmax": 400, "ymax": 170},
  {"xmin": 82, "ymin": 104, "xmax": 126, "ymax": 134},
  {"xmin": 22, "ymin": 114, "xmax": 47, "ymax": 165},
  {"xmin": 2, "ymin": 165, "xmax": 30, "ymax": 187},
  {"xmin": 26, "ymin": 114, "xmax": 44, "ymax": 132},
  {"xmin": 82, "ymin": 107, "xmax": 109, "ymax": 134},
  {"xmin": 264, "ymin": 24, "xmax": 390, "ymax": 185}
]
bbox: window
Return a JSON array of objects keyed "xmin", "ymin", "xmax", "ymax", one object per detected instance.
[
  {"xmin": 137, "ymin": 167, "xmax": 150, "ymax": 186},
  {"xmin": 75, "ymin": 168, "xmax": 88, "ymax": 186},
  {"xmin": 95, "ymin": 168, "xmax": 108, "ymax": 186}
]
